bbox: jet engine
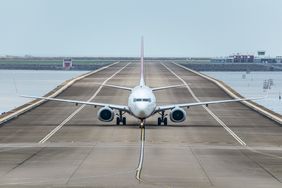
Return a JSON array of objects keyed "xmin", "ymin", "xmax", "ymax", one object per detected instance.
[
  {"xmin": 169, "ymin": 107, "xmax": 186, "ymax": 122},
  {"xmin": 97, "ymin": 107, "xmax": 114, "ymax": 122}
]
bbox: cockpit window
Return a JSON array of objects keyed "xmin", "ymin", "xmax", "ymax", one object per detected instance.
[
  {"xmin": 133, "ymin": 98, "xmax": 151, "ymax": 102},
  {"xmin": 142, "ymin": 98, "xmax": 151, "ymax": 102}
]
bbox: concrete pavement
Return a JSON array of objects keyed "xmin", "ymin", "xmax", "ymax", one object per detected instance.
[{"xmin": 0, "ymin": 62, "xmax": 281, "ymax": 187}]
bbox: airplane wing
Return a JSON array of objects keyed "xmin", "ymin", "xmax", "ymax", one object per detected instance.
[
  {"xmin": 155, "ymin": 96, "xmax": 266, "ymax": 112},
  {"xmin": 21, "ymin": 95, "xmax": 130, "ymax": 112},
  {"xmin": 152, "ymin": 84, "xmax": 185, "ymax": 91}
]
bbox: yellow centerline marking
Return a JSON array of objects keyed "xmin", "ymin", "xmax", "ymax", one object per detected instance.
[{"xmin": 136, "ymin": 127, "xmax": 145, "ymax": 181}]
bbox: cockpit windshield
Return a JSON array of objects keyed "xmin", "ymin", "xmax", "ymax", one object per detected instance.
[
  {"xmin": 142, "ymin": 98, "xmax": 151, "ymax": 102},
  {"xmin": 133, "ymin": 98, "xmax": 151, "ymax": 102}
]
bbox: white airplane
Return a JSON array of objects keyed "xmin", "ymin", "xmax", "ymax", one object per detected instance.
[{"xmin": 22, "ymin": 38, "xmax": 265, "ymax": 128}]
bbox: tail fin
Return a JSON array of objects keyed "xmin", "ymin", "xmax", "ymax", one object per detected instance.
[{"xmin": 140, "ymin": 36, "xmax": 145, "ymax": 86}]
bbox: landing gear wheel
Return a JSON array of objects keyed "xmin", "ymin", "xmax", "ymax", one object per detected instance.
[
  {"xmin": 157, "ymin": 117, "xmax": 162, "ymax": 126},
  {"xmin": 139, "ymin": 120, "xmax": 145, "ymax": 128},
  {"xmin": 122, "ymin": 117, "xmax": 126, "ymax": 125},
  {"xmin": 116, "ymin": 110, "xmax": 126, "ymax": 126},
  {"xmin": 164, "ymin": 117, "xmax": 168, "ymax": 126},
  {"xmin": 157, "ymin": 111, "xmax": 168, "ymax": 126},
  {"xmin": 116, "ymin": 117, "xmax": 120, "ymax": 125}
]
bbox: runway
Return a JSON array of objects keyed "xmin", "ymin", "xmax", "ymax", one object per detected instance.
[{"xmin": 0, "ymin": 61, "xmax": 281, "ymax": 187}]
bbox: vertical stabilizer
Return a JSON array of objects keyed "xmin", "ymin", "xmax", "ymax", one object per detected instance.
[{"xmin": 140, "ymin": 37, "xmax": 145, "ymax": 86}]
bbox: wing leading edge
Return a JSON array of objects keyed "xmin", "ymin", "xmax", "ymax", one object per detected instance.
[
  {"xmin": 21, "ymin": 95, "xmax": 130, "ymax": 112},
  {"xmin": 155, "ymin": 95, "xmax": 266, "ymax": 112}
]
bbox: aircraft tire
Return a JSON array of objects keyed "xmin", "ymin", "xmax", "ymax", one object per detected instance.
[
  {"xmin": 122, "ymin": 117, "xmax": 126, "ymax": 125},
  {"xmin": 157, "ymin": 117, "xmax": 162, "ymax": 126},
  {"xmin": 164, "ymin": 117, "xmax": 168, "ymax": 126},
  {"xmin": 116, "ymin": 117, "xmax": 120, "ymax": 125}
]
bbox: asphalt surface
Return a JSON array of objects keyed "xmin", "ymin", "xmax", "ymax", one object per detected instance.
[{"xmin": 0, "ymin": 62, "xmax": 281, "ymax": 188}]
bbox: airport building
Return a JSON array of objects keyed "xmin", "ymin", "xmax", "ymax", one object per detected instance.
[
  {"xmin": 211, "ymin": 54, "xmax": 254, "ymax": 63},
  {"xmin": 211, "ymin": 51, "xmax": 281, "ymax": 64}
]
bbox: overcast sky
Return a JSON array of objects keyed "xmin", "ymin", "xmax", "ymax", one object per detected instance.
[{"xmin": 0, "ymin": 0, "xmax": 281, "ymax": 57}]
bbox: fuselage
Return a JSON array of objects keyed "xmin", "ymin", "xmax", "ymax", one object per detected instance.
[{"xmin": 128, "ymin": 85, "xmax": 156, "ymax": 119}]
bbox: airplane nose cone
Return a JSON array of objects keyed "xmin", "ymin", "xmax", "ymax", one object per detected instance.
[
  {"xmin": 136, "ymin": 103, "xmax": 149, "ymax": 118},
  {"xmin": 139, "ymin": 110, "xmax": 146, "ymax": 117}
]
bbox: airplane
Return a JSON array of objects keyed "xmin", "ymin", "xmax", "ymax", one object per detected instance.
[{"xmin": 21, "ymin": 38, "xmax": 266, "ymax": 128}]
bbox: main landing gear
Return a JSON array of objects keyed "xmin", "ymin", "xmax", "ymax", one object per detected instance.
[
  {"xmin": 116, "ymin": 110, "xmax": 126, "ymax": 125},
  {"xmin": 157, "ymin": 111, "xmax": 168, "ymax": 126}
]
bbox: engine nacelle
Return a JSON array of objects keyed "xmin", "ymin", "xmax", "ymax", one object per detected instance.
[
  {"xmin": 169, "ymin": 107, "xmax": 186, "ymax": 122},
  {"xmin": 97, "ymin": 107, "xmax": 114, "ymax": 122}
]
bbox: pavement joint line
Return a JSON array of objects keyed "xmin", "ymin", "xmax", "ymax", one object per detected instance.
[
  {"xmin": 246, "ymin": 146, "xmax": 282, "ymax": 159},
  {"xmin": 0, "ymin": 169, "xmax": 137, "ymax": 186},
  {"xmin": 5, "ymin": 147, "xmax": 46, "ymax": 175},
  {"xmin": 161, "ymin": 63, "xmax": 247, "ymax": 146},
  {"xmin": 2, "ymin": 143, "xmax": 282, "ymax": 152},
  {"xmin": 240, "ymin": 150, "xmax": 282, "ymax": 183},
  {"xmin": 66, "ymin": 144, "xmax": 96, "ymax": 185},
  {"xmin": 189, "ymin": 146, "xmax": 213, "ymax": 186},
  {"xmin": 38, "ymin": 63, "xmax": 131, "ymax": 144}
]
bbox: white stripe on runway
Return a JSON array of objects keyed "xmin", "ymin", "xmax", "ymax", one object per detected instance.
[
  {"xmin": 162, "ymin": 63, "xmax": 247, "ymax": 146},
  {"xmin": 39, "ymin": 63, "xmax": 131, "ymax": 144}
]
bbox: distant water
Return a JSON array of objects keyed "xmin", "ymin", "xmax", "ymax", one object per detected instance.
[
  {"xmin": 1, "ymin": 70, "xmax": 281, "ymax": 116},
  {"xmin": 0, "ymin": 70, "xmax": 88, "ymax": 114},
  {"xmin": 202, "ymin": 71, "xmax": 282, "ymax": 115}
]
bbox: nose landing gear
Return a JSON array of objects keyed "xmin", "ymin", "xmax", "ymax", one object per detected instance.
[
  {"xmin": 139, "ymin": 120, "xmax": 145, "ymax": 128},
  {"xmin": 157, "ymin": 111, "xmax": 168, "ymax": 126}
]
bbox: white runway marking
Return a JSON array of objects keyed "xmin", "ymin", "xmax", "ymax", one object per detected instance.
[
  {"xmin": 39, "ymin": 63, "xmax": 131, "ymax": 144},
  {"xmin": 162, "ymin": 63, "xmax": 247, "ymax": 146}
]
